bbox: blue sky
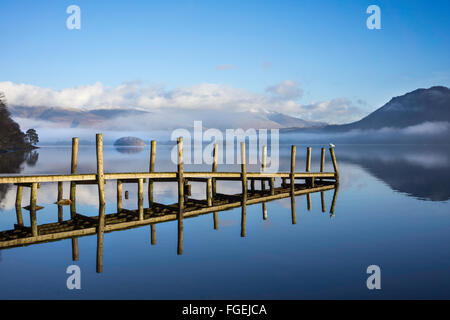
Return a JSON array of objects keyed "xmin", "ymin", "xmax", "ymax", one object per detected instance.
[{"xmin": 0, "ymin": 0, "xmax": 449, "ymax": 123}]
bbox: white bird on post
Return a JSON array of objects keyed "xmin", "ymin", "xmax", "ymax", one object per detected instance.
[{"xmin": 329, "ymin": 143, "xmax": 335, "ymax": 148}]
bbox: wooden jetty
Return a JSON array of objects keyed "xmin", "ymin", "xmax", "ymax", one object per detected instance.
[{"xmin": 0, "ymin": 134, "xmax": 340, "ymax": 272}]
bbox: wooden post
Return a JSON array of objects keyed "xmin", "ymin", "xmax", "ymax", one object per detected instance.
[
  {"xmin": 251, "ymin": 179, "xmax": 255, "ymax": 193},
  {"xmin": 58, "ymin": 205, "xmax": 63, "ymax": 223},
  {"xmin": 320, "ymin": 148, "xmax": 325, "ymax": 173},
  {"xmin": 58, "ymin": 182, "xmax": 63, "ymax": 202},
  {"xmin": 177, "ymin": 137, "xmax": 184, "ymax": 255},
  {"xmin": 15, "ymin": 203, "xmax": 24, "ymax": 226},
  {"xmin": 96, "ymin": 134, "xmax": 105, "ymax": 273},
  {"xmin": 269, "ymin": 178, "xmax": 275, "ymax": 195},
  {"xmin": 321, "ymin": 191, "xmax": 326, "ymax": 212},
  {"xmin": 212, "ymin": 143, "xmax": 218, "ymax": 197},
  {"xmin": 241, "ymin": 142, "xmax": 247, "ymax": 202},
  {"xmin": 306, "ymin": 147, "xmax": 313, "ymax": 187},
  {"xmin": 306, "ymin": 147, "xmax": 311, "ymax": 172},
  {"xmin": 241, "ymin": 142, "xmax": 247, "ymax": 238},
  {"xmin": 117, "ymin": 180, "xmax": 123, "ymax": 213},
  {"xmin": 206, "ymin": 178, "xmax": 212, "ymax": 206},
  {"xmin": 15, "ymin": 185, "xmax": 23, "ymax": 226},
  {"xmin": 329, "ymin": 147, "xmax": 339, "ymax": 181},
  {"xmin": 148, "ymin": 140, "xmax": 156, "ymax": 206},
  {"xmin": 30, "ymin": 182, "xmax": 38, "ymax": 237},
  {"xmin": 290, "ymin": 145, "xmax": 296, "ymax": 193},
  {"xmin": 320, "ymin": 147, "xmax": 325, "ymax": 183},
  {"xmin": 261, "ymin": 145, "xmax": 267, "ymax": 191},
  {"xmin": 70, "ymin": 138, "xmax": 78, "ymax": 217},
  {"xmin": 290, "ymin": 145, "xmax": 297, "ymax": 223},
  {"xmin": 138, "ymin": 178, "xmax": 144, "ymax": 220},
  {"xmin": 150, "ymin": 224, "xmax": 156, "ymax": 245},
  {"xmin": 96, "ymin": 134, "xmax": 106, "ymax": 207}
]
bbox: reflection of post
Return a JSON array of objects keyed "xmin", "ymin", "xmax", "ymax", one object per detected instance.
[
  {"xmin": 117, "ymin": 180, "xmax": 122, "ymax": 213},
  {"xmin": 150, "ymin": 224, "xmax": 156, "ymax": 245},
  {"xmin": 329, "ymin": 147, "xmax": 339, "ymax": 181},
  {"xmin": 30, "ymin": 182, "xmax": 38, "ymax": 237},
  {"xmin": 138, "ymin": 178, "xmax": 144, "ymax": 220},
  {"xmin": 321, "ymin": 192, "xmax": 326, "ymax": 212},
  {"xmin": 262, "ymin": 202, "xmax": 267, "ymax": 220},
  {"xmin": 213, "ymin": 212, "xmax": 219, "ymax": 230},
  {"xmin": 148, "ymin": 140, "xmax": 156, "ymax": 206},
  {"xmin": 307, "ymin": 193, "xmax": 312, "ymax": 211},
  {"xmin": 291, "ymin": 192, "xmax": 296, "ymax": 225},
  {"xmin": 241, "ymin": 142, "xmax": 247, "ymax": 237},
  {"xmin": 96, "ymin": 204, "xmax": 105, "ymax": 273},
  {"xmin": 330, "ymin": 184, "xmax": 339, "ymax": 217},
  {"xmin": 212, "ymin": 143, "xmax": 218, "ymax": 197},
  {"xmin": 177, "ymin": 137, "xmax": 184, "ymax": 255},
  {"xmin": 70, "ymin": 138, "xmax": 78, "ymax": 217},
  {"xmin": 96, "ymin": 134, "xmax": 106, "ymax": 273},
  {"xmin": 72, "ymin": 238, "xmax": 79, "ymax": 261}
]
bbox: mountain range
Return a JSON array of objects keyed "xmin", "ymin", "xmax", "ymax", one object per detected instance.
[{"xmin": 7, "ymin": 86, "xmax": 450, "ymax": 139}]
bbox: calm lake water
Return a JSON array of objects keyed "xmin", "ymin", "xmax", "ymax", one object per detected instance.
[{"xmin": 0, "ymin": 142, "xmax": 449, "ymax": 299}]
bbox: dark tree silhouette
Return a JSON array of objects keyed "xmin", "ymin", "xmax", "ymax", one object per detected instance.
[
  {"xmin": 0, "ymin": 92, "xmax": 28, "ymax": 150},
  {"xmin": 25, "ymin": 129, "xmax": 39, "ymax": 145}
]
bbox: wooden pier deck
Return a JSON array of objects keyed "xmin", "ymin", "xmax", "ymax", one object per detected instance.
[{"xmin": 0, "ymin": 134, "xmax": 340, "ymax": 272}]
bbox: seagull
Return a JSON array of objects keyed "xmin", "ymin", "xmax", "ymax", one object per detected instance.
[{"xmin": 329, "ymin": 143, "xmax": 335, "ymax": 148}]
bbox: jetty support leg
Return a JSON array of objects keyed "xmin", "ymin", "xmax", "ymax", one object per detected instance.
[
  {"xmin": 177, "ymin": 137, "xmax": 184, "ymax": 255},
  {"xmin": 148, "ymin": 140, "xmax": 156, "ymax": 207}
]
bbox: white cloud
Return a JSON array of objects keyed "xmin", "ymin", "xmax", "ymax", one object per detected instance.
[
  {"xmin": 0, "ymin": 81, "xmax": 363, "ymax": 124},
  {"xmin": 266, "ymin": 80, "xmax": 303, "ymax": 99}
]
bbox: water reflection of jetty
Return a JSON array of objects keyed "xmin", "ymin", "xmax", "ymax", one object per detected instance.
[{"xmin": 0, "ymin": 134, "xmax": 340, "ymax": 273}]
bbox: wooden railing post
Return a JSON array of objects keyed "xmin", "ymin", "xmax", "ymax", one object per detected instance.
[
  {"xmin": 329, "ymin": 147, "xmax": 339, "ymax": 181},
  {"xmin": 70, "ymin": 137, "xmax": 78, "ymax": 216},
  {"xmin": 241, "ymin": 142, "xmax": 247, "ymax": 237},
  {"xmin": 117, "ymin": 180, "xmax": 122, "ymax": 213},
  {"xmin": 320, "ymin": 147, "xmax": 325, "ymax": 183},
  {"xmin": 212, "ymin": 143, "xmax": 218, "ymax": 197},
  {"xmin": 306, "ymin": 147, "xmax": 314, "ymax": 187},
  {"xmin": 290, "ymin": 145, "xmax": 296, "ymax": 224},
  {"xmin": 138, "ymin": 178, "xmax": 144, "ymax": 220},
  {"xmin": 30, "ymin": 182, "xmax": 38, "ymax": 236},
  {"xmin": 96, "ymin": 134, "xmax": 105, "ymax": 273},
  {"xmin": 177, "ymin": 137, "xmax": 184, "ymax": 255},
  {"xmin": 290, "ymin": 145, "xmax": 296, "ymax": 193},
  {"xmin": 148, "ymin": 140, "xmax": 156, "ymax": 206},
  {"xmin": 96, "ymin": 134, "xmax": 105, "ymax": 207}
]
